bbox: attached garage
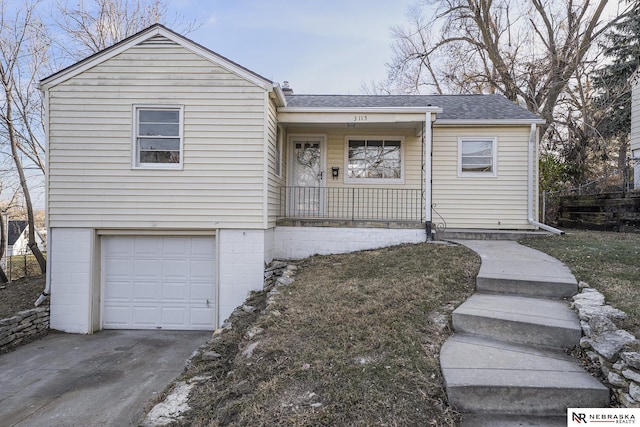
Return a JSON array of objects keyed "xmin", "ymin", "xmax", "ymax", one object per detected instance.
[{"xmin": 102, "ymin": 236, "xmax": 216, "ymax": 330}]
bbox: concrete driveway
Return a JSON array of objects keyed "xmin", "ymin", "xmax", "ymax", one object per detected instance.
[{"xmin": 0, "ymin": 330, "xmax": 210, "ymax": 427}]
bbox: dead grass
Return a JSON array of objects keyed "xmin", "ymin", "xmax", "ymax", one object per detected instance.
[
  {"xmin": 521, "ymin": 229, "xmax": 640, "ymax": 336},
  {"xmin": 179, "ymin": 242, "xmax": 479, "ymax": 426},
  {"xmin": 0, "ymin": 275, "xmax": 46, "ymax": 319}
]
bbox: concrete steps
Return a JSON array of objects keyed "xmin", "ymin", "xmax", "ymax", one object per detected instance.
[
  {"xmin": 441, "ymin": 240, "xmax": 609, "ymax": 424},
  {"xmin": 441, "ymin": 334, "xmax": 609, "ymax": 416},
  {"xmin": 452, "ymin": 294, "xmax": 582, "ymax": 348}
]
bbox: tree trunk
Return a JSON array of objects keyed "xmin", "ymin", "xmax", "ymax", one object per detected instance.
[
  {"xmin": 0, "ymin": 214, "xmax": 9, "ymax": 283},
  {"xmin": 1, "ymin": 64, "xmax": 46, "ymax": 275}
]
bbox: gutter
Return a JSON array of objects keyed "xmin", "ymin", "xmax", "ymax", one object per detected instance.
[{"xmin": 527, "ymin": 123, "xmax": 564, "ymax": 235}]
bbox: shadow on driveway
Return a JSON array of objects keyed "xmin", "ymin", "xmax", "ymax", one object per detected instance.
[{"xmin": 0, "ymin": 330, "xmax": 210, "ymax": 426}]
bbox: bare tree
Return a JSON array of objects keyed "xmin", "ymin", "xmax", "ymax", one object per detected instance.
[
  {"xmin": 384, "ymin": 0, "xmax": 624, "ymax": 140},
  {"xmin": 54, "ymin": 0, "xmax": 200, "ymax": 60},
  {"xmin": 0, "ymin": 1, "xmax": 48, "ymax": 274}
]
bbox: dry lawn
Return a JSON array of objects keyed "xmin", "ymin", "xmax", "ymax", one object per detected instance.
[
  {"xmin": 521, "ymin": 229, "xmax": 640, "ymax": 336},
  {"xmin": 179, "ymin": 242, "xmax": 479, "ymax": 426},
  {"xmin": 0, "ymin": 275, "xmax": 46, "ymax": 319}
]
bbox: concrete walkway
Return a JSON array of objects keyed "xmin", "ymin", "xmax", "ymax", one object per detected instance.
[
  {"xmin": 0, "ymin": 330, "xmax": 210, "ymax": 427},
  {"xmin": 441, "ymin": 240, "xmax": 609, "ymax": 426}
]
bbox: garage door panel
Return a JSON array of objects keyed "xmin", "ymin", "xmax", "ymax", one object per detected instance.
[
  {"xmin": 104, "ymin": 280, "xmax": 132, "ymax": 300},
  {"xmin": 103, "ymin": 236, "xmax": 216, "ymax": 330},
  {"xmin": 132, "ymin": 306, "xmax": 158, "ymax": 326},
  {"xmin": 190, "ymin": 282, "xmax": 215, "ymax": 300},
  {"xmin": 132, "ymin": 281, "xmax": 160, "ymax": 300},
  {"xmin": 162, "ymin": 281, "xmax": 188, "ymax": 301},
  {"xmin": 162, "ymin": 259, "xmax": 188, "ymax": 277}
]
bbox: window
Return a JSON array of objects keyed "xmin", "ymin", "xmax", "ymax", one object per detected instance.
[
  {"xmin": 134, "ymin": 106, "xmax": 183, "ymax": 168},
  {"xmin": 459, "ymin": 138, "xmax": 497, "ymax": 177},
  {"xmin": 346, "ymin": 138, "xmax": 403, "ymax": 183}
]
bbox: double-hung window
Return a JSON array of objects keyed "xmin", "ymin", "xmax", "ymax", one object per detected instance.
[
  {"xmin": 134, "ymin": 106, "xmax": 183, "ymax": 168},
  {"xmin": 458, "ymin": 137, "xmax": 497, "ymax": 177},
  {"xmin": 346, "ymin": 137, "xmax": 403, "ymax": 183}
]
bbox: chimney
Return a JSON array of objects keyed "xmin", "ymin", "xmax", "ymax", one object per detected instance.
[{"xmin": 282, "ymin": 81, "xmax": 293, "ymax": 95}]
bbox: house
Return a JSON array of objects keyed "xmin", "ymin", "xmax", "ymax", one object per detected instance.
[
  {"xmin": 631, "ymin": 68, "xmax": 640, "ymax": 189},
  {"xmin": 4, "ymin": 220, "xmax": 46, "ymax": 257},
  {"xmin": 40, "ymin": 24, "xmax": 547, "ymax": 334}
]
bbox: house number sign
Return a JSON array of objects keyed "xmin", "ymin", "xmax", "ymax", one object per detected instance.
[{"xmin": 353, "ymin": 115, "xmax": 368, "ymax": 122}]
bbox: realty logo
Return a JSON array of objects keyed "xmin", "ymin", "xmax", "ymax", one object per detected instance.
[
  {"xmin": 572, "ymin": 412, "xmax": 587, "ymax": 423},
  {"xmin": 568, "ymin": 408, "xmax": 639, "ymax": 425}
]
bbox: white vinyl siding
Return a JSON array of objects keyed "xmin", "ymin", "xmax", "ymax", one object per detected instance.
[
  {"xmin": 47, "ymin": 43, "xmax": 268, "ymax": 229},
  {"xmin": 432, "ymin": 126, "xmax": 534, "ymax": 230},
  {"xmin": 266, "ymin": 98, "xmax": 285, "ymax": 228}
]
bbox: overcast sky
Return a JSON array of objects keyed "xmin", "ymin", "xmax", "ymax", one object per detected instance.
[{"xmin": 173, "ymin": 0, "xmax": 419, "ymax": 94}]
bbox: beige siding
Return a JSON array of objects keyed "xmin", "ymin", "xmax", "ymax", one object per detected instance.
[
  {"xmin": 632, "ymin": 77, "xmax": 640, "ymax": 153},
  {"xmin": 432, "ymin": 125, "xmax": 534, "ymax": 230},
  {"xmin": 266, "ymin": 98, "xmax": 285, "ymax": 227},
  {"xmin": 283, "ymin": 128, "xmax": 423, "ymax": 220},
  {"xmin": 48, "ymin": 44, "xmax": 268, "ymax": 229}
]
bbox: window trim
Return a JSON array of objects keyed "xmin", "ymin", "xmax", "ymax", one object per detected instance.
[
  {"xmin": 132, "ymin": 104, "xmax": 184, "ymax": 170},
  {"xmin": 458, "ymin": 137, "xmax": 498, "ymax": 178},
  {"xmin": 344, "ymin": 136, "xmax": 405, "ymax": 184}
]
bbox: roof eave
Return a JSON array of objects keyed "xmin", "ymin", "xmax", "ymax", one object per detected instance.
[
  {"xmin": 434, "ymin": 118, "xmax": 546, "ymax": 126},
  {"xmin": 278, "ymin": 106, "xmax": 443, "ymax": 114}
]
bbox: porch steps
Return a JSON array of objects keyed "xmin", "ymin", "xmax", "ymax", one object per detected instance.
[
  {"xmin": 435, "ymin": 228, "xmax": 551, "ymax": 241},
  {"xmin": 452, "ymin": 294, "xmax": 582, "ymax": 348},
  {"xmin": 440, "ymin": 240, "xmax": 609, "ymax": 423},
  {"xmin": 441, "ymin": 334, "xmax": 608, "ymax": 416}
]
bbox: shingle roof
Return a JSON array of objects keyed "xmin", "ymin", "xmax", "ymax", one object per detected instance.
[
  {"xmin": 7, "ymin": 220, "xmax": 26, "ymax": 246},
  {"xmin": 285, "ymin": 94, "xmax": 541, "ymax": 121}
]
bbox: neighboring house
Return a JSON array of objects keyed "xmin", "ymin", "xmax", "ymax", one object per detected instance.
[
  {"xmin": 40, "ymin": 24, "xmax": 547, "ymax": 334},
  {"xmin": 4, "ymin": 220, "xmax": 46, "ymax": 257},
  {"xmin": 631, "ymin": 68, "xmax": 640, "ymax": 189},
  {"xmin": 11, "ymin": 224, "xmax": 46, "ymax": 256},
  {"xmin": 6, "ymin": 220, "xmax": 26, "ymax": 257}
]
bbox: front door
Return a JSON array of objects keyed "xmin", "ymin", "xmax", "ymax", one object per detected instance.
[{"xmin": 289, "ymin": 136, "xmax": 325, "ymax": 216}]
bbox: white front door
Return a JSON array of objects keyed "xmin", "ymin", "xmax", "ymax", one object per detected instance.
[{"xmin": 289, "ymin": 136, "xmax": 326, "ymax": 216}]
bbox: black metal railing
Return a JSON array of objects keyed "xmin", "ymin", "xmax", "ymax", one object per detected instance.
[{"xmin": 278, "ymin": 186, "xmax": 424, "ymax": 221}]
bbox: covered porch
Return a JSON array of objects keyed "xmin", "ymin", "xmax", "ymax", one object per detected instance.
[{"xmin": 275, "ymin": 100, "xmax": 441, "ymax": 230}]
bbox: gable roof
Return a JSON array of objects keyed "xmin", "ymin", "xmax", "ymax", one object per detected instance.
[
  {"xmin": 285, "ymin": 94, "xmax": 543, "ymax": 123},
  {"xmin": 40, "ymin": 24, "xmax": 274, "ymax": 91},
  {"xmin": 7, "ymin": 221, "xmax": 26, "ymax": 246}
]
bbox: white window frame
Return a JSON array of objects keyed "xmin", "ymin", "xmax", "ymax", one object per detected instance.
[
  {"xmin": 344, "ymin": 136, "xmax": 404, "ymax": 184},
  {"xmin": 458, "ymin": 137, "xmax": 498, "ymax": 178},
  {"xmin": 132, "ymin": 105, "xmax": 184, "ymax": 170}
]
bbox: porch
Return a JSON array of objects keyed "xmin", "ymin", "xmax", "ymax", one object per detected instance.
[{"xmin": 276, "ymin": 186, "xmax": 425, "ymax": 229}]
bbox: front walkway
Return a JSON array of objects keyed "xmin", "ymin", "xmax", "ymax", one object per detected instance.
[{"xmin": 441, "ymin": 240, "xmax": 609, "ymax": 426}]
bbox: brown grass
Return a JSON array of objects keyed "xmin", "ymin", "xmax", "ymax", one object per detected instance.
[
  {"xmin": 0, "ymin": 275, "xmax": 46, "ymax": 319},
  {"xmin": 179, "ymin": 243, "xmax": 479, "ymax": 426},
  {"xmin": 521, "ymin": 229, "xmax": 640, "ymax": 336}
]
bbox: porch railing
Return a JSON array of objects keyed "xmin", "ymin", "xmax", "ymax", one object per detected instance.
[{"xmin": 278, "ymin": 186, "xmax": 424, "ymax": 222}]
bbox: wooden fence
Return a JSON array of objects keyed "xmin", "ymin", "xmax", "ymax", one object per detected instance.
[{"xmin": 558, "ymin": 192, "xmax": 640, "ymax": 233}]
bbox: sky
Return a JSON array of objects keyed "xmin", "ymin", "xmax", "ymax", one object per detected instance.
[{"xmin": 172, "ymin": 0, "xmax": 420, "ymax": 94}]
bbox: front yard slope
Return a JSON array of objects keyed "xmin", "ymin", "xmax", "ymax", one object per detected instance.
[{"xmin": 180, "ymin": 243, "xmax": 479, "ymax": 426}]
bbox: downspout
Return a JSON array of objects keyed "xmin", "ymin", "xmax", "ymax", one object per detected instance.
[{"xmin": 527, "ymin": 123, "xmax": 563, "ymax": 235}]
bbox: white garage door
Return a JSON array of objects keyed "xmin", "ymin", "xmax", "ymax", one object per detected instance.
[{"xmin": 102, "ymin": 236, "xmax": 216, "ymax": 330}]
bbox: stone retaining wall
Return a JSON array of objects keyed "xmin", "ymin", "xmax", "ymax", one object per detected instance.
[
  {"xmin": 573, "ymin": 283, "xmax": 640, "ymax": 407},
  {"xmin": 0, "ymin": 306, "xmax": 50, "ymax": 353}
]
